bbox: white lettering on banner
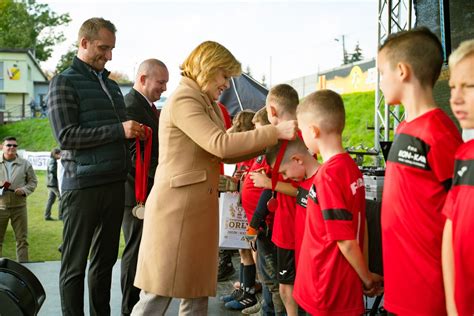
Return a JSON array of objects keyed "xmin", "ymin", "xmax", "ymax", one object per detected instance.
[{"xmin": 17, "ymin": 150, "xmax": 50, "ymax": 171}]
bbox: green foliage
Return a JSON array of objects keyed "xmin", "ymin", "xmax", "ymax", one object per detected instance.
[
  {"xmin": 342, "ymin": 90, "xmax": 375, "ymax": 149},
  {"xmin": 0, "ymin": 0, "xmax": 70, "ymax": 62},
  {"xmin": 0, "ymin": 118, "xmax": 57, "ymax": 151},
  {"xmin": 55, "ymin": 45, "xmax": 77, "ymax": 74}
]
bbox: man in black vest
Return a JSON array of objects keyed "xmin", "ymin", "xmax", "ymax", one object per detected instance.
[
  {"xmin": 48, "ymin": 17, "xmax": 146, "ymax": 316},
  {"xmin": 121, "ymin": 59, "xmax": 168, "ymax": 315}
]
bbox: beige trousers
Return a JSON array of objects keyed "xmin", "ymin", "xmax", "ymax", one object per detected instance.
[
  {"xmin": 131, "ymin": 290, "xmax": 208, "ymax": 316},
  {"xmin": 0, "ymin": 205, "xmax": 28, "ymax": 262}
]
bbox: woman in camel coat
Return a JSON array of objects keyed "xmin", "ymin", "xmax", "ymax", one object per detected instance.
[{"xmin": 132, "ymin": 41, "xmax": 297, "ymax": 315}]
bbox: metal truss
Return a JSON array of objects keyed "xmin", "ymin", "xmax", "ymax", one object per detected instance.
[{"xmin": 374, "ymin": 0, "xmax": 414, "ymax": 166}]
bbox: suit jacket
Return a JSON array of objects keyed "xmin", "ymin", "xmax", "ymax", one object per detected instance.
[
  {"xmin": 0, "ymin": 155, "xmax": 37, "ymax": 209},
  {"xmin": 134, "ymin": 77, "xmax": 279, "ymax": 298},
  {"xmin": 124, "ymin": 88, "xmax": 160, "ymax": 207}
]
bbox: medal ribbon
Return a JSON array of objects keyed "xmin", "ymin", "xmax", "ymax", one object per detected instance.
[
  {"xmin": 267, "ymin": 140, "xmax": 288, "ymax": 211},
  {"xmin": 135, "ymin": 126, "xmax": 153, "ymax": 204}
]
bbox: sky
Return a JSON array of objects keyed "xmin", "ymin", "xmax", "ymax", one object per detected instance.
[{"xmin": 41, "ymin": 0, "xmax": 377, "ymax": 97}]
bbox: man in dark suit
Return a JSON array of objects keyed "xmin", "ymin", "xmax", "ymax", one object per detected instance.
[{"xmin": 121, "ymin": 59, "xmax": 168, "ymax": 315}]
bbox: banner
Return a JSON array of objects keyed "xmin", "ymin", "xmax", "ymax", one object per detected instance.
[
  {"xmin": 17, "ymin": 150, "xmax": 50, "ymax": 171},
  {"xmin": 219, "ymin": 192, "xmax": 250, "ymax": 249}
]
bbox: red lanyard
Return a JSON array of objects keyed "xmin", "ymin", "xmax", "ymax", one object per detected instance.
[
  {"xmin": 135, "ymin": 126, "xmax": 152, "ymax": 204},
  {"xmin": 267, "ymin": 140, "xmax": 288, "ymax": 212}
]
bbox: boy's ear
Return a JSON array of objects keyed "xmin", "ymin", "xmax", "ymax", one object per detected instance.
[
  {"xmin": 291, "ymin": 155, "xmax": 304, "ymax": 165},
  {"xmin": 309, "ymin": 124, "xmax": 320, "ymax": 139},
  {"xmin": 397, "ymin": 62, "xmax": 410, "ymax": 82}
]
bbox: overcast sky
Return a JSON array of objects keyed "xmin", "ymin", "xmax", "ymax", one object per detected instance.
[{"xmin": 41, "ymin": 0, "xmax": 377, "ymax": 96}]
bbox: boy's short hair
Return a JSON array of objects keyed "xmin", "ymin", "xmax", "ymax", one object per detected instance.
[
  {"xmin": 266, "ymin": 138, "xmax": 308, "ymax": 167},
  {"xmin": 252, "ymin": 107, "xmax": 271, "ymax": 126},
  {"xmin": 50, "ymin": 148, "xmax": 61, "ymax": 158},
  {"xmin": 297, "ymin": 90, "xmax": 345, "ymax": 134},
  {"xmin": 267, "ymin": 84, "xmax": 299, "ymax": 116},
  {"xmin": 228, "ymin": 110, "xmax": 255, "ymax": 133},
  {"xmin": 379, "ymin": 27, "xmax": 443, "ymax": 87},
  {"xmin": 449, "ymin": 39, "xmax": 474, "ymax": 69},
  {"xmin": 78, "ymin": 17, "xmax": 116, "ymax": 42}
]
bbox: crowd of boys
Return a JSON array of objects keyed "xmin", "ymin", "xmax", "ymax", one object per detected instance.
[{"xmin": 219, "ymin": 27, "xmax": 474, "ymax": 316}]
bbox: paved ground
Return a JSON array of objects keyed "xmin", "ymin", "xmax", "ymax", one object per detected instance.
[{"xmin": 23, "ymin": 258, "xmax": 242, "ymax": 316}]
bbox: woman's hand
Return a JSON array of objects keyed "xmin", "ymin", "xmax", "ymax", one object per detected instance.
[{"xmin": 275, "ymin": 120, "xmax": 298, "ymax": 140}]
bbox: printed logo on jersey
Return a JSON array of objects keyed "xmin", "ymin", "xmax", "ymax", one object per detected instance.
[
  {"xmin": 256, "ymin": 155, "xmax": 264, "ymax": 164},
  {"xmin": 453, "ymin": 159, "xmax": 474, "ymax": 186},
  {"xmin": 308, "ymin": 184, "xmax": 318, "ymax": 204},
  {"xmin": 296, "ymin": 187, "xmax": 309, "ymax": 208},
  {"xmin": 387, "ymin": 133, "xmax": 431, "ymax": 170},
  {"xmin": 350, "ymin": 177, "xmax": 365, "ymax": 195}
]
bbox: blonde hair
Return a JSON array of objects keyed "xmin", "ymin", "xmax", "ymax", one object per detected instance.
[
  {"xmin": 78, "ymin": 17, "xmax": 116, "ymax": 42},
  {"xmin": 252, "ymin": 107, "xmax": 271, "ymax": 126},
  {"xmin": 449, "ymin": 39, "xmax": 474, "ymax": 69},
  {"xmin": 267, "ymin": 84, "xmax": 299, "ymax": 117},
  {"xmin": 297, "ymin": 89, "xmax": 345, "ymax": 134},
  {"xmin": 228, "ymin": 110, "xmax": 255, "ymax": 133},
  {"xmin": 180, "ymin": 41, "xmax": 242, "ymax": 89}
]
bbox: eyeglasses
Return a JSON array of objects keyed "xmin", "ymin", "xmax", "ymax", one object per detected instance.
[{"xmin": 5, "ymin": 144, "xmax": 18, "ymax": 148}]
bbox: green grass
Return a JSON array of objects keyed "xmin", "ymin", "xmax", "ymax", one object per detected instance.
[
  {"xmin": 0, "ymin": 91, "xmax": 377, "ymax": 261},
  {"xmin": 0, "ymin": 118, "xmax": 57, "ymax": 151}
]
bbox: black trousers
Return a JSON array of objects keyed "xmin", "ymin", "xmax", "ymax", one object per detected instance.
[
  {"xmin": 120, "ymin": 205, "xmax": 143, "ymax": 315},
  {"xmin": 59, "ymin": 182, "xmax": 125, "ymax": 316}
]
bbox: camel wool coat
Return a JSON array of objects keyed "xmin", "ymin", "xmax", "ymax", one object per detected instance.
[{"xmin": 134, "ymin": 77, "xmax": 279, "ymax": 298}]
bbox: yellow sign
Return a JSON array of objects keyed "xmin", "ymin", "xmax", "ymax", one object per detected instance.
[{"xmin": 7, "ymin": 64, "xmax": 21, "ymax": 80}]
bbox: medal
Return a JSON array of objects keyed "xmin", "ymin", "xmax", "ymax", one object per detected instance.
[
  {"xmin": 134, "ymin": 126, "xmax": 153, "ymax": 219},
  {"xmin": 132, "ymin": 204, "xmax": 146, "ymax": 219},
  {"xmin": 267, "ymin": 140, "xmax": 288, "ymax": 212}
]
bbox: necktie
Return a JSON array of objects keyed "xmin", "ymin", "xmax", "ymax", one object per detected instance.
[{"xmin": 151, "ymin": 104, "xmax": 160, "ymax": 121}]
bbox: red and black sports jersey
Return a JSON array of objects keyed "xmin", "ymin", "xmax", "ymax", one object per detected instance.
[
  {"xmin": 271, "ymin": 174, "xmax": 298, "ymax": 250},
  {"xmin": 241, "ymin": 155, "xmax": 272, "ymax": 224},
  {"xmin": 294, "ymin": 174, "xmax": 315, "ymax": 267},
  {"xmin": 381, "ymin": 108, "xmax": 462, "ymax": 315},
  {"xmin": 443, "ymin": 140, "xmax": 474, "ymax": 316},
  {"xmin": 293, "ymin": 153, "xmax": 365, "ymax": 315}
]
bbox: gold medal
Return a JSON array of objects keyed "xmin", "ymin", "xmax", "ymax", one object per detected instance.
[{"xmin": 132, "ymin": 204, "xmax": 145, "ymax": 219}]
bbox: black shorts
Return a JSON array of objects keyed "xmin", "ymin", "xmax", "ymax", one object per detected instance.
[{"xmin": 276, "ymin": 246, "xmax": 296, "ymax": 284}]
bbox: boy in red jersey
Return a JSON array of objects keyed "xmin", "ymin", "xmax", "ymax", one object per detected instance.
[
  {"xmin": 378, "ymin": 27, "xmax": 463, "ymax": 315},
  {"xmin": 264, "ymin": 138, "xmax": 320, "ymax": 266},
  {"xmin": 294, "ymin": 89, "xmax": 382, "ymax": 315},
  {"xmin": 442, "ymin": 39, "xmax": 474, "ymax": 316}
]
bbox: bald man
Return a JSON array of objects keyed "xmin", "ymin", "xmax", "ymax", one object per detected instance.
[{"xmin": 121, "ymin": 59, "xmax": 169, "ymax": 315}]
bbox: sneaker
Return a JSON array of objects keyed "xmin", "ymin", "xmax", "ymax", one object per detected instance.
[
  {"xmin": 224, "ymin": 292, "xmax": 257, "ymax": 310},
  {"xmin": 45, "ymin": 216, "xmax": 56, "ymax": 221},
  {"xmin": 219, "ymin": 288, "xmax": 243, "ymax": 303},
  {"xmin": 241, "ymin": 299, "xmax": 261, "ymax": 314},
  {"xmin": 217, "ymin": 261, "xmax": 235, "ymax": 281}
]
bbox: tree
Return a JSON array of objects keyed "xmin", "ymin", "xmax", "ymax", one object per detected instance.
[
  {"xmin": 55, "ymin": 45, "xmax": 77, "ymax": 74},
  {"xmin": 350, "ymin": 42, "xmax": 364, "ymax": 63},
  {"xmin": 244, "ymin": 65, "xmax": 252, "ymax": 76},
  {"xmin": 0, "ymin": 0, "xmax": 70, "ymax": 62},
  {"xmin": 109, "ymin": 71, "xmax": 132, "ymax": 84}
]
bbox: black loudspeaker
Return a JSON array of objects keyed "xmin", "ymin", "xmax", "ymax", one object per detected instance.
[{"xmin": 0, "ymin": 258, "xmax": 46, "ymax": 316}]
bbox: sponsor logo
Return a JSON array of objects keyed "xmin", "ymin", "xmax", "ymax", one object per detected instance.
[
  {"xmin": 388, "ymin": 133, "xmax": 431, "ymax": 170},
  {"xmin": 256, "ymin": 155, "xmax": 264, "ymax": 164},
  {"xmin": 453, "ymin": 159, "xmax": 474, "ymax": 187},
  {"xmin": 297, "ymin": 187, "xmax": 309, "ymax": 208},
  {"xmin": 279, "ymin": 270, "xmax": 288, "ymax": 276}
]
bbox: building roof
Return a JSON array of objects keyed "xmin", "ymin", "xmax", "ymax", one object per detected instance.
[{"xmin": 0, "ymin": 48, "xmax": 48, "ymax": 81}]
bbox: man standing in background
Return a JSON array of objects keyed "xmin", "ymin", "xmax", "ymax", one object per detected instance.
[
  {"xmin": 48, "ymin": 17, "xmax": 145, "ymax": 315},
  {"xmin": 0, "ymin": 136, "xmax": 37, "ymax": 262},
  {"xmin": 121, "ymin": 58, "xmax": 168, "ymax": 316}
]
